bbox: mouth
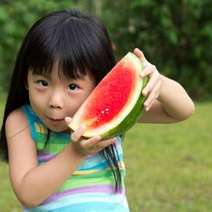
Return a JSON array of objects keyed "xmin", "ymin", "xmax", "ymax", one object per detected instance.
[{"xmin": 47, "ymin": 117, "xmax": 64, "ymax": 122}]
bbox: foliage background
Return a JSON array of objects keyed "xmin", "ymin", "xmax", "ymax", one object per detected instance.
[
  {"xmin": 0, "ymin": 0, "xmax": 212, "ymax": 211},
  {"xmin": 0, "ymin": 0, "xmax": 212, "ymax": 99}
]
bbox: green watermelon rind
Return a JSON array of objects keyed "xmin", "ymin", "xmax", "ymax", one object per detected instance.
[{"xmin": 98, "ymin": 76, "xmax": 149, "ymax": 139}]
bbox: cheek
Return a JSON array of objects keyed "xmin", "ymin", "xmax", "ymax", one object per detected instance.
[
  {"xmin": 28, "ymin": 88, "xmax": 35, "ymax": 105},
  {"xmin": 68, "ymin": 91, "xmax": 92, "ymax": 115},
  {"xmin": 70, "ymin": 96, "xmax": 87, "ymax": 113},
  {"xmin": 79, "ymin": 88, "xmax": 93, "ymax": 104},
  {"xmin": 28, "ymin": 88, "xmax": 47, "ymax": 109}
]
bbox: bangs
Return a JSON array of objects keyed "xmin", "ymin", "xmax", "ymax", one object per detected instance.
[{"xmin": 24, "ymin": 10, "xmax": 115, "ymax": 83}]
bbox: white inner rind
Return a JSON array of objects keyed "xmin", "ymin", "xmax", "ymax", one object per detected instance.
[{"xmin": 69, "ymin": 52, "xmax": 143, "ymax": 137}]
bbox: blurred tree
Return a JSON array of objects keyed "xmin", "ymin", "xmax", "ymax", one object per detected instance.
[
  {"xmin": 0, "ymin": 0, "xmax": 83, "ymax": 90},
  {"xmin": 101, "ymin": 0, "xmax": 212, "ymax": 99},
  {"xmin": 0, "ymin": 0, "xmax": 212, "ymax": 99}
]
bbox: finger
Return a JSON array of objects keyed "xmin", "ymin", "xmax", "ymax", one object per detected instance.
[
  {"xmin": 133, "ymin": 48, "xmax": 150, "ymax": 66},
  {"xmin": 134, "ymin": 48, "xmax": 145, "ymax": 61},
  {"xmin": 90, "ymin": 138, "xmax": 116, "ymax": 153},
  {"xmin": 144, "ymin": 82, "xmax": 161, "ymax": 110},
  {"xmin": 71, "ymin": 125, "xmax": 86, "ymax": 142},
  {"xmin": 145, "ymin": 100, "xmax": 154, "ymax": 112},
  {"xmin": 142, "ymin": 71, "xmax": 160, "ymax": 96},
  {"xmin": 65, "ymin": 116, "xmax": 72, "ymax": 125},
  {"xmin": 81, "ymin": 135, "xmax": 102, "ymax": 148},
  {"xmin": 144, "ymin": 81, "xmax": 161, "ymax": 105},
  {"xmin": 98, "ymin": 138, "xmax": 116, "ymax": 149},
  {"xmin": 139, "ymin": 66, "xmax": 154, "ymax": 78}
]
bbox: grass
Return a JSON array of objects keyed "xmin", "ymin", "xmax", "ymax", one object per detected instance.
[
  {"xmin": 0, "ymin": 99, "xmax": 212, "ymax": 211},
  {"xmin": 125, "ymin": 102, "xmax": 212, "ymax": 211}
]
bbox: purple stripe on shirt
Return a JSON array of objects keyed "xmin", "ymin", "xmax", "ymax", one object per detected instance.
[
  {"xmin": 38, "ymin": 152, "xmax": 56, "ymax": 161},
  {"xmin": 38, "ymin": 152, "xmax": 96, "ymax": 162},
  {"xmin": 43, "ymin": 185, "xmax": 123, "ymax": 204}
]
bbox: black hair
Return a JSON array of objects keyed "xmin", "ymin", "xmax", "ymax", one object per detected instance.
[{"xmin": 0, "ymin": 9, "xmax": 122, "ymax": 192}]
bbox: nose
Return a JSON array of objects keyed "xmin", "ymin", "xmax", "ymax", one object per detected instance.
[{"xmin": 48, "ymin": 90, "xmax": 64, "ymax": 109}]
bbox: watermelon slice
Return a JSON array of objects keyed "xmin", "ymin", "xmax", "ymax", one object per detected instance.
[{"xmin": 69, "ymin": 52, "xmax": 148, "ymax": 138}]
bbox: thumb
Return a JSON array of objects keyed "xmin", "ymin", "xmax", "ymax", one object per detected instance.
[
  {"xmin": 133, "ymin": 48, "xmax": 150, "ymax": 66},
  {"xmin": 65, "ymin": 116, "xmax": 72, "ymax": 126}
]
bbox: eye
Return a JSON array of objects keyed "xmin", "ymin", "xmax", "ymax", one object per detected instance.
[
  {"xmin": 68, "ymin": 83, "xmax": 80, "ymax": 91},
  {"xmin": 36, "ymin": 80, "xmax": 48, "ymax": 87}
]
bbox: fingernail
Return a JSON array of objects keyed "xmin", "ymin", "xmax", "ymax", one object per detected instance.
[{"xmin": 65, "ymin": 117, "xmax": 72, "ymax": 124}]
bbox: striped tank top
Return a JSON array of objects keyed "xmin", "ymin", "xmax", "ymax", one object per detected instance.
[{"xmin": 22, "ymin": 105, "xmax": 129, "ymax": 211}]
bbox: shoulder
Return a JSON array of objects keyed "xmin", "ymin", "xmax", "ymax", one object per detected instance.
[
  {"xmin": 6, "ymin": 107, "xmax": 27, "ymax": 124},
  {"xmin": 5, "ymin": 107, "xmax": 29, "ymax": 139},
  {"xmin": 5, "ymin": 107, "xmax": 36, "ymax": 150}
]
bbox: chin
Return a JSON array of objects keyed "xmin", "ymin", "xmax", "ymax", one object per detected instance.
[
  {"xmin": 50, "ymin": 126, "xmax": 68, "ymax": 133},
  {"xmin": 45, "ymin": 122, "xmax": 68, "ymax": 133}
]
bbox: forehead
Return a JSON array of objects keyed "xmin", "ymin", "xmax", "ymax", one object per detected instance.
[
  {"xmin": 29, "ymin": 61, "xmax": 95, "ymax": 84},
  {"xmin": 28, "ymin": 54, "xmax": 95, "ymax": 79}
]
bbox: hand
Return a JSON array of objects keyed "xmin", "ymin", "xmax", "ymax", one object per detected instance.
[
  {"xmin": 65, "ymin": 117, "xmax": 116, "ymax": 156},
  {"xmin": 134, "ymin": 48, "xmax": 162, "ymax": 111}
]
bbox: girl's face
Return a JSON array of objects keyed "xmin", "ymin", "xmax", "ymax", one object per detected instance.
[{"xmin": 27, "ymin": 62, "xmax": 96, "ymax": 132}]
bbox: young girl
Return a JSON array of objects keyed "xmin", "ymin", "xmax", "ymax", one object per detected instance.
[{"xmin": 0, "ymin": 9, "xmax": 194, "ymax": 211}]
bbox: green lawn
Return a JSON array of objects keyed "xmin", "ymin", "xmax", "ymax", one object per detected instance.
[{"xmin": 0, "ymin": 100, "xmax": 212, "ymax": 211}]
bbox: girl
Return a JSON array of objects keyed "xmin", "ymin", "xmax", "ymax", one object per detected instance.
[{"xmin": 0, "ymin": 9, "xmax": 194, "ymax": 211}]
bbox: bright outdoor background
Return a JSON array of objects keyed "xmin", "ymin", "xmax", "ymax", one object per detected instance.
[{"xmin": 0, "ymin": 1, "xmax": 212, "ymax": 211}]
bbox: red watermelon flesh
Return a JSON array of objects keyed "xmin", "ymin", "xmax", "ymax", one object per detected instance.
[{"xmin": 83, "ymin": 60, "xmax": 136, "ymax": 129}]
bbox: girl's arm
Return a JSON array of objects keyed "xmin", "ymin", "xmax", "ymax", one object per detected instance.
[
  {"xmin": 134, "ymin": 48, "xmax": 195, "ymax": 123},
  {"xmin": 139, "ymin": 75, "xmax": 195, "ymax": 123},
  {"xmin": 6, "ymin": 109, "xmax": 113, "ymax": 207}
]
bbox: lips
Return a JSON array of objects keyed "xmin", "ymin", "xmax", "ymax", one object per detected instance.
[{"xmin": 47, "ymin": 117, "xmax": 64, "ymax": 122}]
